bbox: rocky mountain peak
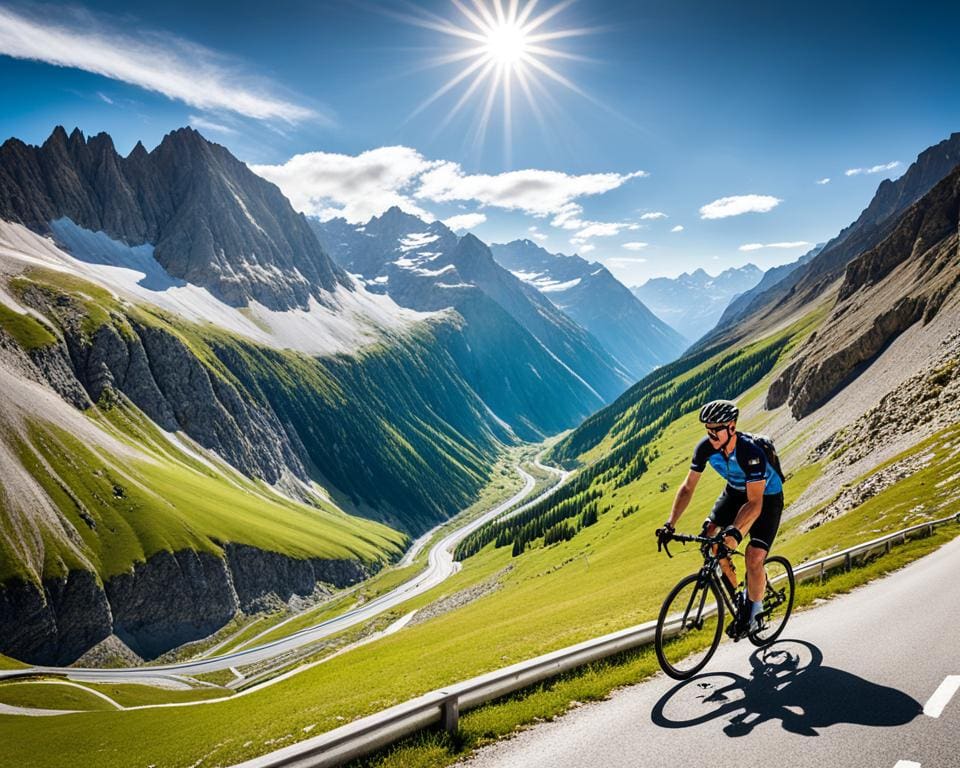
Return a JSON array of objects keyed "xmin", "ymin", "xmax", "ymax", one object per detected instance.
[{"xmin": 0, "ymin": 125, "xmax": 350, "ymax": 310}]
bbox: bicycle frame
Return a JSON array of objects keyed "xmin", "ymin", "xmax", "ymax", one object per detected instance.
[{"xmin": 664, "ymin": 532, "xmax": 741, "ymax": 630}]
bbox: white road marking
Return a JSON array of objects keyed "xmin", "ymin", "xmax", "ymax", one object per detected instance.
[
  {"xmin": 893, "ymin": 761, "xmax": 921, "ymax": 768},
  {"xmin": 923, "ymin": 675, "xmax": 960, "ymax": 718}
]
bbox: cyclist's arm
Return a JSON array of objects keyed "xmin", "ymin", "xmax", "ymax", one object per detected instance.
[
  {"xmin": 731, "ymin": 479, "xmax": 765, "ymax": 538},
  {"xmin": 668, "ymin": 470, "xmax": 701, "ymax": 527}
]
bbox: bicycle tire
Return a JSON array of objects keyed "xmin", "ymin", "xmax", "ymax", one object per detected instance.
[
  {"xmin": 749, "ymin": 555, "xmax": 795, "ymax": 647},
  {"xmin": 655, "ymin": 573, "xmax": 724, "ymax": 680}
]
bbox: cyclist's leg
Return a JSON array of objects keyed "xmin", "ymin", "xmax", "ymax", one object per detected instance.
[
  {"xmin": 744, "ymin": 492, "xmax": 784, "ymax": 604},
  {"xmin": 707, "ymin": 487, "xmax": 741, "ymax": 591}
]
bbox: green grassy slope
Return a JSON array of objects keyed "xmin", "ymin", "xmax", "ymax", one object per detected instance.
[{"xmin": 8, "ymin": 267, "xmax": 506, "ymax": 535}]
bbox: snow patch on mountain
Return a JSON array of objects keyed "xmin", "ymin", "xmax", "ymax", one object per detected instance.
[{"xmin": 0, "ymin": 219, "xmax": 433, "ymax": 357}]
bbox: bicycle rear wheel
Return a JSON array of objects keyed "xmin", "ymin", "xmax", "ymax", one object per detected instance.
[
  {"xmin": 655, "ymin": 573, "xmax": 724, "ymax": 680},
  {"xmin": 749, "ymin": 555, "xmax": 795, "ymax": 647}
]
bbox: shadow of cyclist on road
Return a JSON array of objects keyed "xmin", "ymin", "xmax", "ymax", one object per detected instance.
[{"xmin": 651, "ymin": 639, "xmax": 921, "ymax": 737}]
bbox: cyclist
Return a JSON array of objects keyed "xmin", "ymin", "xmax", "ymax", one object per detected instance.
[{"xmin": 656, "ymin": 399, "xmax": 784, "ymax": 636}]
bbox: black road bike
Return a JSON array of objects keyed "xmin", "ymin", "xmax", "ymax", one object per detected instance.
[{"xmin": 654, "ymin": 531, "xmax": 795, "ymax": 680}]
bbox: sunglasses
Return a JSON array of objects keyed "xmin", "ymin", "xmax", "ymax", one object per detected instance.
[{"xmin": 705, "ymin": 424, "xmax": 731, "ymax": 438}]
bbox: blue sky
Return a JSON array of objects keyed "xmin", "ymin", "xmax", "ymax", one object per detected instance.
[{"xmin": 2, "ymin": 0, "xmax": 959, "ymax": 285}]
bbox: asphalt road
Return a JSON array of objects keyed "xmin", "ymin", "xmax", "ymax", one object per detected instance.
[
  {"xmin": 1, "ymin": 462, "xmax": 568, "ymax": 684},
  {"xmin": 460, "ymin": 534, "xmax": 960, "ymax": 768}
]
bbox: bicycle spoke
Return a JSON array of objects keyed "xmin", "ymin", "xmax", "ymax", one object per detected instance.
[{"xmin": 656, "ymin": 574, "xmax": 723, "ymax": 679}]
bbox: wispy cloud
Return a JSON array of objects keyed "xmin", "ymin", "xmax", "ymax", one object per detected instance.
[
  {"xmin": 639, "ymin": 211, "xmax": 668, "ymax": 220},
  {"xmin": 96, "ymin": 91, "xmax": 113, "ymax": 105},
  {"xmin": 739, "ymin": 241, "xmax": 811, "ymax": 252},
  {"xmin": 252, "ymin": 147, "xmax": 439, "ymax": 223},
  {"xmin": 443, "ymin": 212, "xmax": 487, "ymax": 231},
  {"xmin": 622, "ymin": 242, "xmax": 649, "ymax": 251},
  {"xmin": 189, "ymin": 115, "xmax": 237, "ymax": 135},
  {"xmin": 607, "ymin": 256, "xmax": 647, "ymax": 264},
  {"xmin": 671, "ymin": 225, "xmax": 684, "ymax": 232},
  {"xmin": 844, "ymin": 161, "xmax": 900, "ymax": 177},
  {"xmin": 579, "ymin": 244, "xmax": 596, "ymax": 254},
  {"xmin": 700, "ymin": 195, "xmax": 782, "ymax": 220},
  {"xmin": 0, "ymin": 5, "xmax": 316, "ymax": 123},
  {"xmin": 816, "ymin": 177, "xmax": 831, "ymax": 185}
]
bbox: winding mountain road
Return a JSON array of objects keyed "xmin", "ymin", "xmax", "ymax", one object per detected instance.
[
  {"xmin": 1, "ymin": 460, "xmax": 568, "ymax": 684},
  {"xmin": 459, "ymin": 534, "xmax": 960, "ymax": 768}
]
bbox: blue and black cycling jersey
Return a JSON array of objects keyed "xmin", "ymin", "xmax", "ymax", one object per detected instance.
[{"xmin": 690, "ymin": 433, "xmax": 784, "ymax": 495}]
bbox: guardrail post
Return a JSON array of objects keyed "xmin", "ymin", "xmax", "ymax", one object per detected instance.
[
  {"xmin": 442, "ymin": 695, "xmax": 459, "ymax": 733},
  {"xmin": 819, "ymin": 562, "xmax": 825, "ymax": 585},
  {"xmin": 844, "ymin": 552, "xmax": 852, "ymax": 572},
  {"xmin": 928, "ymin": 523, "xmax": 934, "ymax": 536},
  {"xmin": 885, "ymin": 540, "xmax": 891, "ymax": 555}
]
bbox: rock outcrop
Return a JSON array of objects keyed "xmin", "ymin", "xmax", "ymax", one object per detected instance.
[
  {"xmin": 0, "ymin": 546, "xmax": 375, "ymax": 665},
  {"xmin": 767, "ymin": 162, "xmax": 960, "ymax": 418}
]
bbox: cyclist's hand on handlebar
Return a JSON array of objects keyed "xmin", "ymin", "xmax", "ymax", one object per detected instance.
[
  {"xmin": 715, "ymin": 525, "xmax": 742, "ymax": 553},
  {"xmin": 655, "ymin": 522, "xmax": 675, "ymax": 556}
]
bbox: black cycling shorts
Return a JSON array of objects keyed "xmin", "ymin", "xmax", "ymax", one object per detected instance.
[{"xmin": 707, "ymin": 485, "xmax": 784, "ymax": 551}]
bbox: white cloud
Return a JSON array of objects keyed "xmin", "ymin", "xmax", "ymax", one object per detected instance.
[
  {"xmin": 532, "ymin": 232, "xmax": 548, "ymax": 242},
  {"xmin": 699, "ymin": 194, "xmax": 782, "ymax": 219},
  {"xmin": 255, "ymin": 145, "xmax": 646, "ymax": 233},
  {"xmin": 252, "ymin": 147, "xmax": 438, "ymax": 223},
  {"xmin": 816, "ymin": 177, "xmax": 831, "ymax": 185},
  {"xmin": 607, "ymin": 257, "xmax": 647, "ymax": 264},
  {"xmin": 443, "ymin": 213, "xmax": 487, "ymax": 231},
  {"xmin": 622, "ymin": 242, "xmax": 649, "ymax": 251},
  {"xmin": 579, "ymin": 244, "xmax": 596, "ymax": 253},
  {"xmin": 639, "ymin": 211, "xmax": 668, "ymax": 220},
  {"xmin": 738, "ymin": 241, "xmax": 811, "ymax": 252},
  {"xmin": 844, "ymin": 161, "xmax": 900, "ymax": 177},
  {"xmin": 189, "ymin": 114, "xmax": 237, "ymax": 135},
  {"xmin": 0, "ymin": 5, "xmax": 315, "ymax": 123},
  {"xmin": 416, "ymin": 163, "xmax": 647, "ymax": 218},
  {"xmin": 671, "ymin": 225, "xmax": 684, "ymax": 232}
]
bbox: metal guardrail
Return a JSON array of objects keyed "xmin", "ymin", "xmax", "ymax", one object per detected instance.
[{"xmin": 210, "ymin": 511, "xmax": 959, "ymax": 767}]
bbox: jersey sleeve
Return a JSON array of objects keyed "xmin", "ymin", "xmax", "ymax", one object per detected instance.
[
  {"xmin": 690, "ymin": 437, "xmax": 712, "ymax": 472},
  {"xmin": 739, "ymin": 439, "xmax": 767, "ymax": 483}
]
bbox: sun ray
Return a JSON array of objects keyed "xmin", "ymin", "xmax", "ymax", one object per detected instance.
[
  {"xmin": 521, "ymin": 0, "xmax": 577, "ymax": 35},
  {"xmin": 473, "ymin": 64, "xmax": 504, "ymax": 153},
  {"xmin": 493, "ymin": 0, "xmax": 507, "ymax": 26},
  {"xmin": 515, "ymin": 0, "xmax": 542, "ymax": 28},
  {"xmin": 408, "ymin": 56, "xmax": 492, "ymax": 121},
  {"xmin": 507, "ymin": 0, "xmax": 520, "ymax": 25},
  {"xmin": 519, "ymin": 53, "xmax": 588, "ymax": 97},
  {"xmin": 525, "ymin": 26, "xmax": 599, "ymax": 44},
  {"xmin": 465, "ymin": 0, "xmax": 498, "ymax": 32},
  {"xmin": 434, "ymin": 59, "xmax": 498, "ymax": 136},
  {"xmin": 503, "ymin": 63, "xmax": 513, "ymax": 167},
  {"xmin": 524, "ymin": 44, "xmax": 595, "ymax": 63}
]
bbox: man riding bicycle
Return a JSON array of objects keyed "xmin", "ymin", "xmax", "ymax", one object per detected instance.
[{"xmin": 656, "ymin": 399, "xmax": 784, "ymax": 636}]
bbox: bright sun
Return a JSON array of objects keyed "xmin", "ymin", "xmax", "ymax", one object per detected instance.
[
  {"xmin": 399, "ymin": 0, "xmax": 594, "ymax": 162},
  {"xmin": 484, "ymin": 22, "xmax": 529, "ymax": 66}
]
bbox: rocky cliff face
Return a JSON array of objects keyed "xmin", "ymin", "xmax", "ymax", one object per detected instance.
[
  {"xmin": 14, "ymin": 280, "xmax": 309, "ymax": 485},
  {"xmin": 0, "ymin": 127, "xmax": 349, "ymax": 310},
  {"xmin": 0, "ymin": 547, "xmax": 374, "ymax": 664},
  {"xmin": 767, "ymin": 162, "xmax": 960, "ymax": 418},
  {"xmin": 700, "ymin": 132, "xmax": 960, "ymax": 351}
]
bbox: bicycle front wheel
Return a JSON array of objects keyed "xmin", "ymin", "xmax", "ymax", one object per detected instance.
[
  {"xmin": 655, "ymin": 573, "xmax": 724, "ymax": 680},
  {"xmin": 749, "ymin": 555, "xmax": 795, "ymax": 647}
]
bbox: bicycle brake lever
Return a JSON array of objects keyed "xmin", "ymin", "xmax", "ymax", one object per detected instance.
[{"xmin": 663, "ymin": 539, "xmax": 672, "ymax": 558}]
